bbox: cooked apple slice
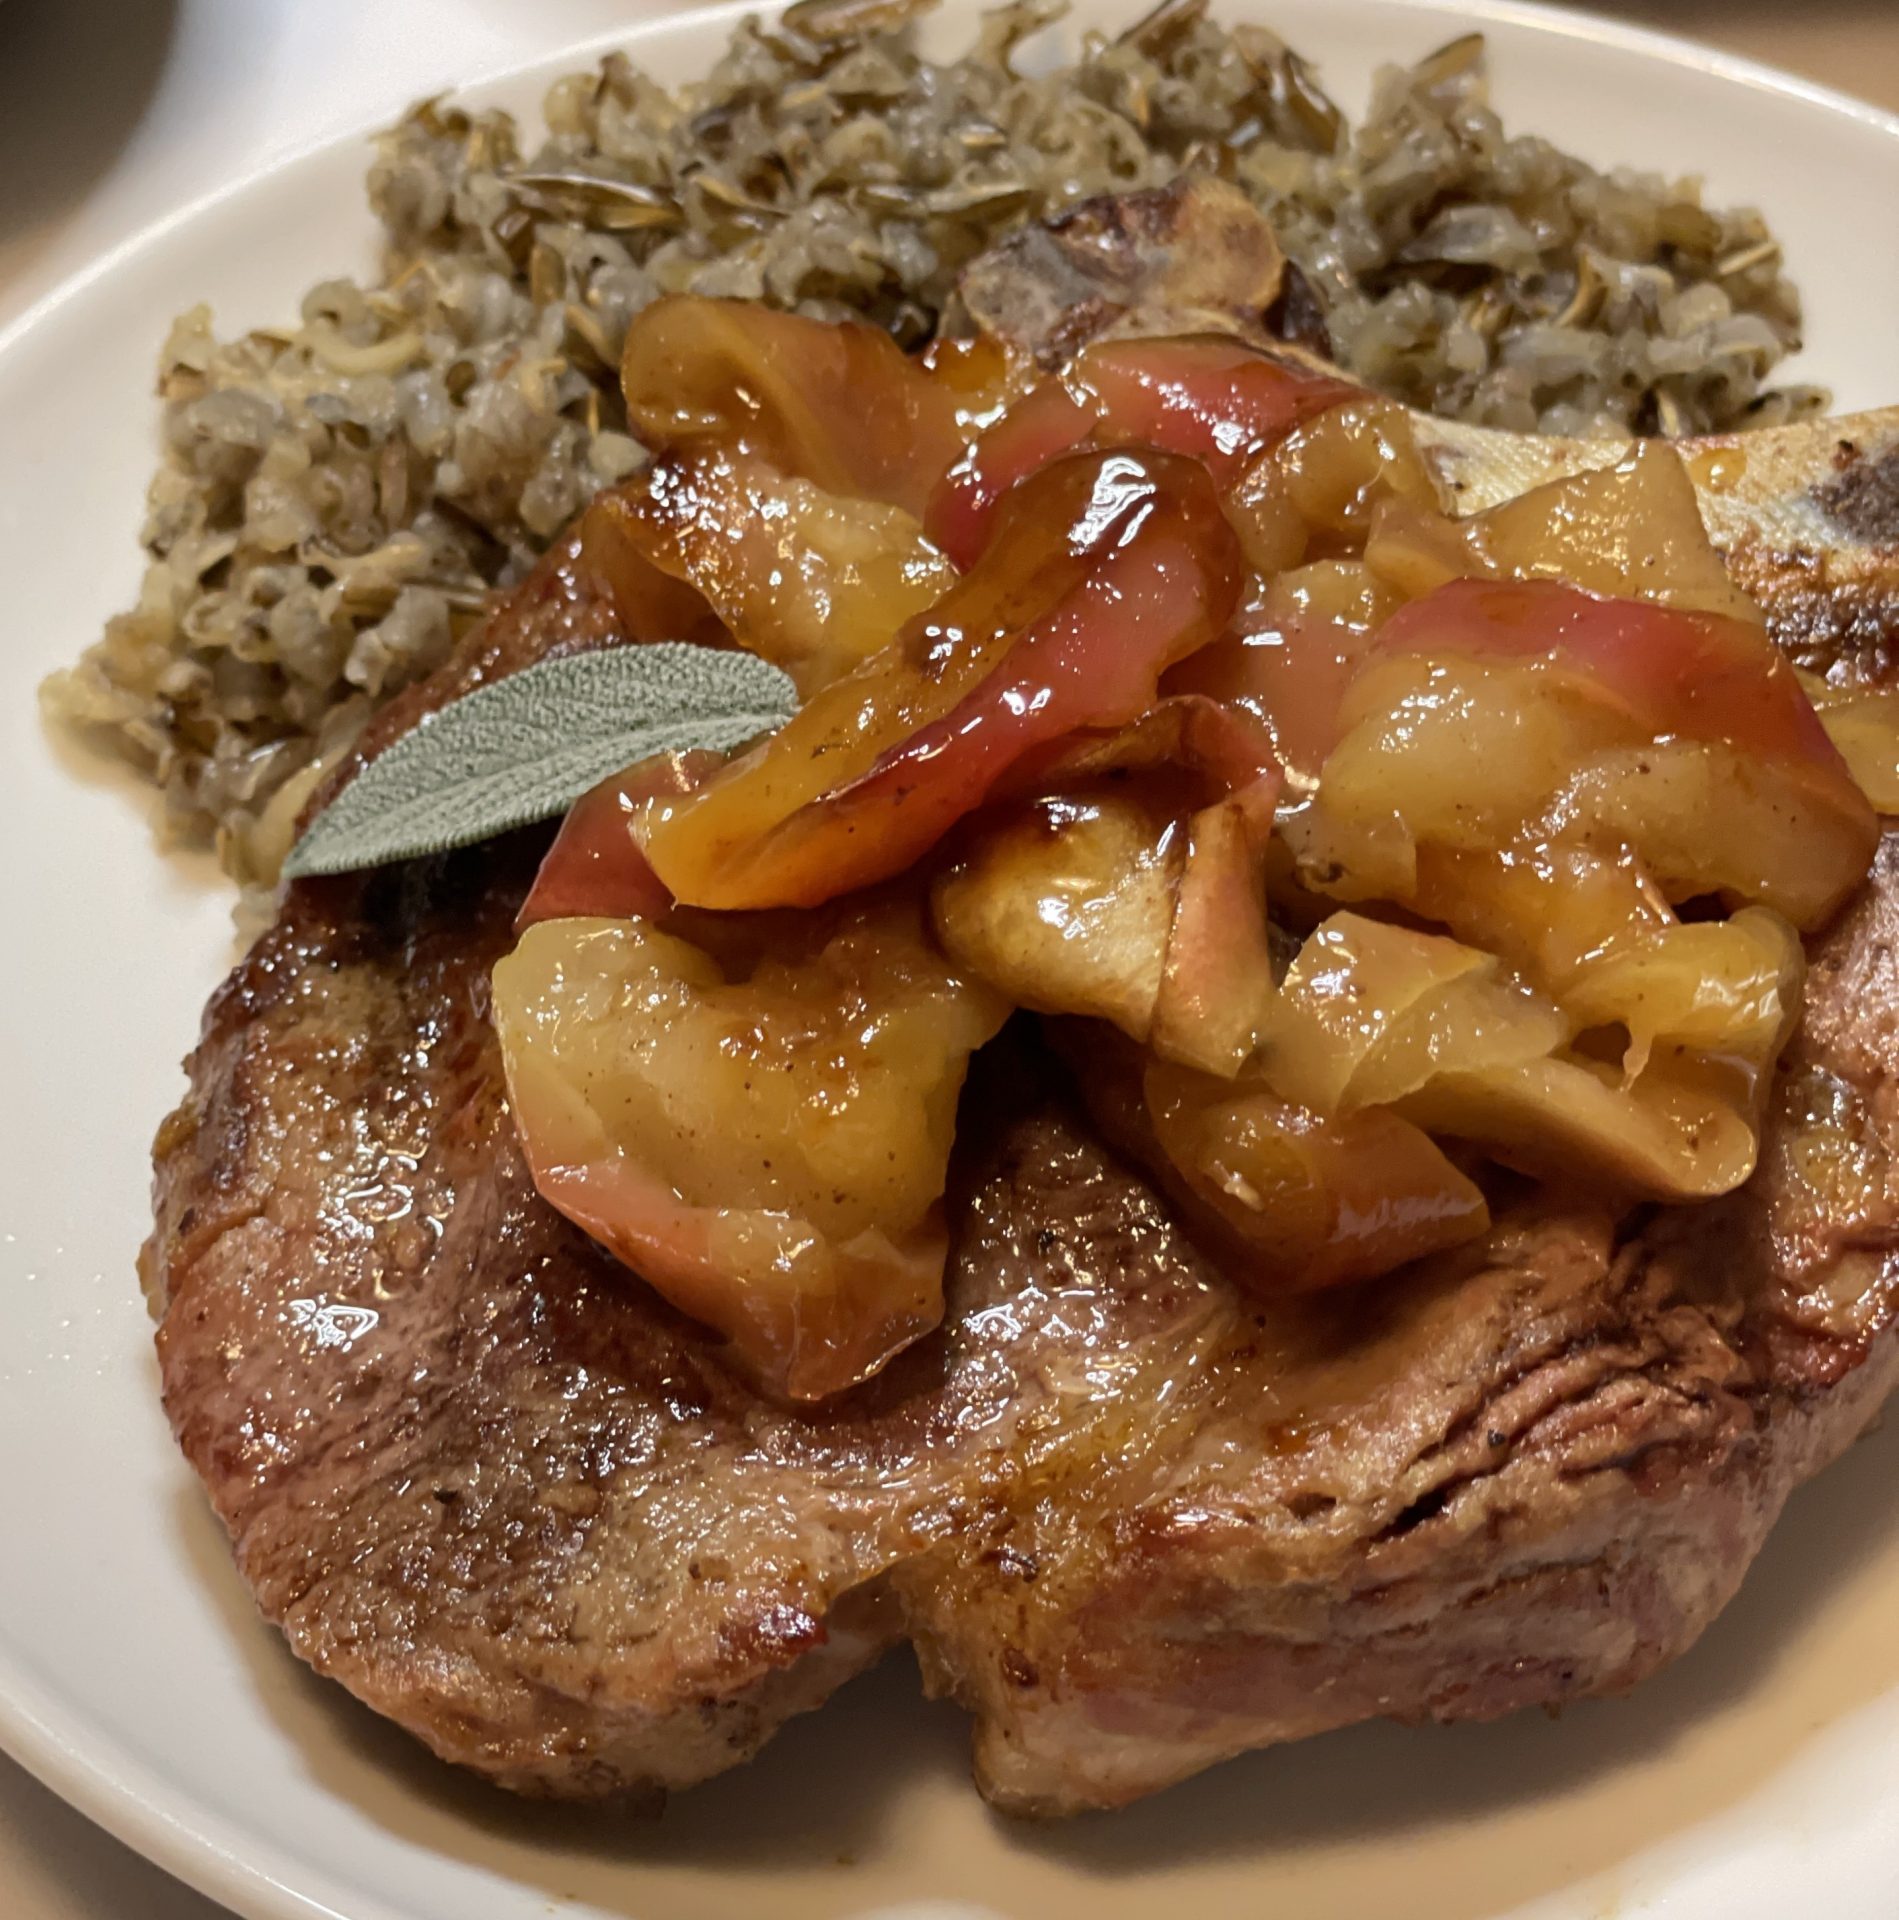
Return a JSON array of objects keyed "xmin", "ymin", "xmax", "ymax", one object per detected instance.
[
  {"xmin": 1558, "ymin": 905, "xmax": 1803, "ymax": 1085},
  {"xmin": 1222, "ymin": 395, "xmax": 1441, "ymax": 574},
  {"xmin": 622, "ymin": 447, "xmax": 955, "ymax": 692},
  {"xmin": 640, "ymin": 448, "xmax": 1242, "ymax": 911},
  {"xmin": 933, "ymin": 695, "xmax": 1281, "ymax": 1074},
  {"xmin": 1315, "ymin": 579, "xmax": 1878, "ymax": 926},
  {"xmin": 1399, "ymin": 1054, "xmax": 1760, "ymax": 1200},
  {"xmin": 1408, "ymin": 841, "xmax": 1675, "ymax": 984},
  {"xmin": 927, "ymin": 334, "xmax": 1356, "ymax": 566},
  {"xmin": 926, "ymin": 379, "xmax": 1092, "ymax": 570},
  {"xmin": 578, "ymin": 487, "xmax": 726, "ymax": 648},
  {"xmin": 1152, "ymin": 770, "xmax": 1281, "ymax": 1076},
  {"xmin": 517, "ymin": 749, "xmax": 723, "ymax": 931},
  {"xmin": 1164, "ymin": 560, "xmax": 1401, "ymax": 784},
  {"xmin": 1136, "ymin": 1055, "xmax": 1490, "ymax": 1290},
  {"xmin": 932, "ymin": 789, "xmax": 1183, "ymax": 1042},
  {"xmin": 1366, "ymin": 439, "xmax": 1759, "ymax": 624},
  {"xmin": 1063, "ymin": 335, "xmax": 1360, "ymax": 485},
  {"xmin": 619, "ymin": 295, "xmax": 972, "ymax": 518},
  {"xmin": 1265, "ymin": 914, "xmax": 1569, "ymax": 1115},
  {"xmin": 1321, "ymin": 651, "xmax": 1635, "ymax": 855},
  {"xmin": 493, "ymin": 899, "xmax": 1008, "ymax": 1400},
  {"xmin": 1552, "ymin": 739, "xmax": 1872, "ymax": 929},
  {"xmin": 1372, "ymin": 577, "xmax": 1848, "ymax": 771}
]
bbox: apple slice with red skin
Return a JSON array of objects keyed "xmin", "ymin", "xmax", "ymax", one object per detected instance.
[
  {"xmin": 517, "ymin": 749, "xmax": 722, "ymax": 931},
  {"xmin": 1373, "ymin": 577, "xmax": 1852, "ymax": 774},
  {"xmin": 928, "ymin": 335, "xmax": 1358, "ymax": 568},
  {"xmin": 640, "ymin": 447, "xmax": 1245, "ymax": 912},
  {"xmin": 1359, "ymin": 578, "xmax": 1878, "ymax": 928}
]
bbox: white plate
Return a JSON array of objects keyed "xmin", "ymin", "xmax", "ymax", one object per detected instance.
[{"xmin": 3, "ymin": 4, "xmax": 1897, "ymax": 1917}]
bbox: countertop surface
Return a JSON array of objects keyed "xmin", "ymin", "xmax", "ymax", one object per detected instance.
[{"xmin": 2, "ymin": 0, "xmax": 1895, "ymax": 1914}]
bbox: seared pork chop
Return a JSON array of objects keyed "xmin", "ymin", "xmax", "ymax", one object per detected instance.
[
  {"xmin": 143, "ymin": 185, "xmax": 1899, "ymax": 1812},
  {"xmin": 144, "ymin": 539, "xmax": 1899, "ymax": 1814}
]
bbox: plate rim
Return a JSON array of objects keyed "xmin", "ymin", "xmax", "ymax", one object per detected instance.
[{"xmin": 3, "ymin": 2, "xmax": 1897, "ymax": 1916}]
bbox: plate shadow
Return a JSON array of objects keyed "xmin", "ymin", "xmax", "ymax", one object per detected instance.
[{"xmin": 0, "ymin": 0, "xmax": 182, "ymax": 274}]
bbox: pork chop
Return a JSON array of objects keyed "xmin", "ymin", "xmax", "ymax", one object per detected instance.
[{"xmin": 143, "ymin": 539, "xmax": 1899, "ymax": 1814}]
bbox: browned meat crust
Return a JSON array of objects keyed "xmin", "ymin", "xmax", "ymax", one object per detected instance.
[
  {"xmin": 144, "ymin": 523, "xmax": 1899, "ymax": 1811},
  {"xmin": 945, "ymin": 175, "xmax": 1313, "ymax": 368}
]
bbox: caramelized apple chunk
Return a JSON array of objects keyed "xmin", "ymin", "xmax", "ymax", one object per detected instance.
[
  {"xmin": 1320, "ymin": 651, "xmax": 1634, "ymax": 854},
  {"xmin": 1165, "ymin": 561, "xmax": 1400, "ymax": 785},
  {"xmin": 1399, "ymin": 1055, "xmax": 1761, "ymax": 1200},
  {"xmin": 1366, "ymin": 440, "xmax": 1760, "ymax": 623},
  {"xmin": 1263, "ymin": 914, "xmax": 1569, "ymax": 1115},
  {"xmin": 1309, "ymin": 579, "xmax": 1877, "ymax": 930},
  {"xmin": 578, "ymin": 487, "xmax": 726, "ymax": 649},
  {"xmin": 1119, "ymin": 1052, "xmax": 1491, "ymax": 1291},
  {"xmin": 619, "ymin": 448, "xmax": 956, "ymax": 693},
  {"xmin": 1558, "ymin": 906, "xmax": 1803, "ymax": 1087},
  {"xmin": 1552, "ymin": 741, "xmax": 1872, "ymax": 929},
  {"xmin": 1223, "ymin": 396, "xmax": 1441, "ymax": 576},
  {"xmin": 493, "ymin": 900, "xmax": 1008, "ymax": 1400},
  {"xmin": 1407, "ymin": 842, "xmax": 1674, "ymax": 984},
  {"xmin": 619, "ymin": 295, "xmax": 974, "ymax": 517},
  {"xmin": 928, "ymin": 334, "xmax": 1356, "ymax": 566},
  {"xmin": 931, "ymin": 790, "xmax": 1183, "ymax": 1045},
  {"xmin": 930, "ymin": 697, "xmax": 1281, "ymax": 1075},
  {"xmin": 1253, "ymin": 909, "xmax": 1796, "ymax": 1203},
  {"xmin": 640, "ymin": 448, "xmax": 1242, "ymax": 911},
  {"xmin": 518, "ymin": 749, "xmax": 721, "ymax": 930}
]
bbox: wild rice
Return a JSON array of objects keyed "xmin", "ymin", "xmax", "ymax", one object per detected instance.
[{"xmin": 44, "ymin": 0, "xmax": 1822, "ymax": 883}]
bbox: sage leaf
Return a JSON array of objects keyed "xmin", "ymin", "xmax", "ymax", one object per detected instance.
[{"xmin": 282, "ymin": 644, "xmax": 796, "ymax": 878}]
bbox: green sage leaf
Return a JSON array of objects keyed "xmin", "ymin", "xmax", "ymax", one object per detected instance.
[{"xmin": 282, "ymin": 644, "xmax": 796, "ymax": 878}]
